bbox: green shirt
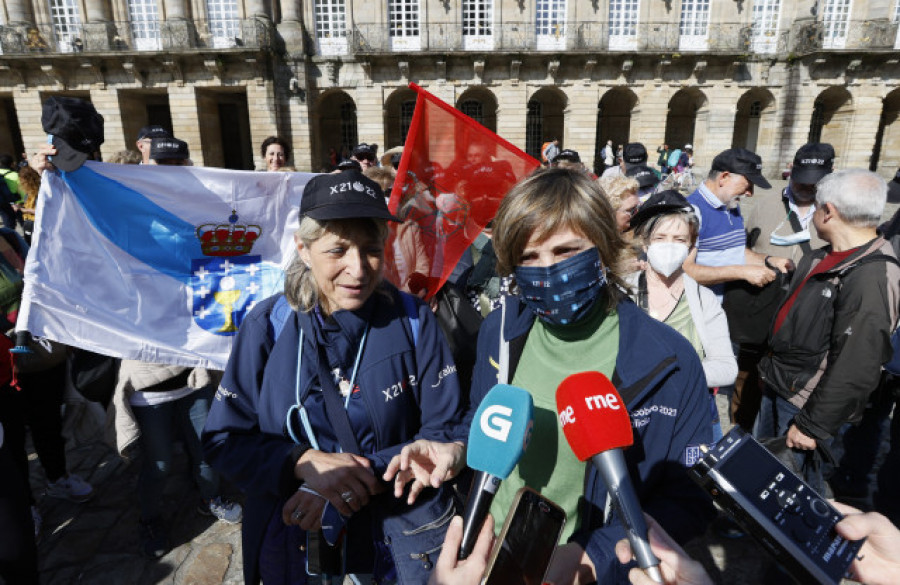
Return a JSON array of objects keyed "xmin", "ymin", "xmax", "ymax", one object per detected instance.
[
  {"xmin": 490, "ymin": 302, "xmax": 620, "ymax": 543},
  {"xmin": 662, "ymin": 293, "xmax": 705, "ymax": 360}
]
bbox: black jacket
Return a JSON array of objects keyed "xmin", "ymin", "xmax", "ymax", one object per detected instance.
[{"xmin": 759, "ymin": 237, "xmax": 900, "ymax": 441}]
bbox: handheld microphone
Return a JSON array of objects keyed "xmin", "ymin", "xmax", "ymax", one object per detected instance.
[
  {"xmin": 459, "ymin": 384, "xmax": 534, "ymax": 560},
  {"xmin": 556, "ymin": 371, "xmax": 662, "ymax": 584}
]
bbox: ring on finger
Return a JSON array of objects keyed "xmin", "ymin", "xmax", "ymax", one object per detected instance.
[
  {"xmin": 292, "ymin": 508, "xmax": 305, "ymax": 521},
  {"xmin": 341, "ymin": 490, "xmax": 354, "ymax": 503}
]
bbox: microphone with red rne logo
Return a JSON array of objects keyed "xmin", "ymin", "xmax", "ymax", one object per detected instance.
[{"xmin": 556, "ymin": 371, "xmax": 663, "ymax": 583}]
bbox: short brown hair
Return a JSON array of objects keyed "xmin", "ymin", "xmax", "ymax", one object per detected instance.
[{"xmin": 492, "ymin": 167, "xmax": 625, "ymax": 310}]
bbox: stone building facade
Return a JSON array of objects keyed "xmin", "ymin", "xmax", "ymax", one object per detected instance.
[{"xmin": 0, "ymin": 0, "xmax": 898, "ymax": 178}]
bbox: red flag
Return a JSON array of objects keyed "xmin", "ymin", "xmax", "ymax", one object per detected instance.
[{"xmin": 385, "ymin": 83, "xmax": 540, "ymax": 299}]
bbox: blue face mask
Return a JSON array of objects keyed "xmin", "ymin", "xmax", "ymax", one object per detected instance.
[{"xmin": 514, "ymin": 247, "xmax": 607, "ymax": 326}]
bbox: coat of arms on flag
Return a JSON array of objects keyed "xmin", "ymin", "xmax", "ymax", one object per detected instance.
[{"xmin": 192, "ymin": 210, "xmax": 263, "ymax": 335}]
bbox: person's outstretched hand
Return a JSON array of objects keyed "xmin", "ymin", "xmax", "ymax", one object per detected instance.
[
  {"xmin": 615, "ymin": 515, "xmax": 713, "ymax": 585},
  {"xmin": 832, "ymin": 501, "xmax": 900, "ymax": 585},
  {"xmin": 427, "ymin": 514, "xmax": 494, "ymax": 585},
  {"xmin": 383, "ymin": 439, "xmax": 465, "ymax": 504}
]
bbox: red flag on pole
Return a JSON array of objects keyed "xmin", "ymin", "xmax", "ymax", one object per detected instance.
[{"xmin": 385, "ymin": 83, "xmax": 540, "ymax": 299}]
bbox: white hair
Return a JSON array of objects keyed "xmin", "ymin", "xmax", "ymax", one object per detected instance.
[{"xmin": 815, "ymin": 168, "xmax": 886, "ymax": 228}]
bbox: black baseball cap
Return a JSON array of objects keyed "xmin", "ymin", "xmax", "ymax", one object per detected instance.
[
  {"xmin": 629, "ymin": 189, "xmax": 693, "ymax": 232},
  {"xmin": 711, "ymin": 147, "xmax": 771, "ymax": 189},
  {"xmin": 336, "ymin": 158, "xmax": 362, "ymax": 172},
  {"xmin": 137, "ymin": 125, "xmax": 172, "ymax": 142},
  {"xmin": 623, "ymin": 143, "xmax": 648, "ymax": 166},
  {"xmin": 626, "ymin": 164, "xmax": 660, "ymax": 189},
  {"xmin": 150, "ymin": 137, "xmax": 189, "ymax": 161},
  {"xmin": 791, "ymin": 143, "xmax": 835, "ymax": 185},
  {"xmin": 300, "ymin": 171, "xmax": 399, "ymax": 222},
  {"xmin": 41, "ymin": 96, "xmax": 104, "ymax": 172},
  {"xmin": 552, "ymin": 149, "xmax": 581, "ymax": 164},
  {"xmin": 888, "ymin": 168, "xmax": 900, "ymax": 204},
  {"xmin": 352, "ymin": 143, "xmax": 375, "ymax": 160}
]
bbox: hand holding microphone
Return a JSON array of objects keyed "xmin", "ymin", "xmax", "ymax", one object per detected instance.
[
  {"xmin": 557, "ymin": 371, "xmax": 663, "ymax": 584},
  {"xmin": 459, "ymin": 383, "xmax": 533, "ymax": 560}
]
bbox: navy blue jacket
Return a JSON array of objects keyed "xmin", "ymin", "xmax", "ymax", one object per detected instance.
[
  {"xmin": 202, "ymin": 285, "xmax": 465, "ymax": 584},
  {"xmin": 469, "ymin": 296, "xmax": 715, "ymax": 584}
]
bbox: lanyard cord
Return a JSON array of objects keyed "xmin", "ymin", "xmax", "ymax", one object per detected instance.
[{"xmin": 285, "ymin": 324, "xmax": 370, "ymax": 449}]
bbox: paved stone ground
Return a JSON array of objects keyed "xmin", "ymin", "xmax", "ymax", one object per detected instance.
[{"xmin": 16, "ymin": 178, "xmax": 889, "ymax": 585}]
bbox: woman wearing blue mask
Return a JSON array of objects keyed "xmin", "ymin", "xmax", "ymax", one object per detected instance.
[{"xmin": 467, "ymin": 168, "xmax": 715, "ymax": 585}]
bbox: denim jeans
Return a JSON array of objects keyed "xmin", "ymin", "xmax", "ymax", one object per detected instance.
[
  {"xmin": 753, "ymin": 387, "xmax": 831, "ymax": 496},
  {"xmin": 131, "ymin": 385, "xmax": 219, "ymax": 521}
]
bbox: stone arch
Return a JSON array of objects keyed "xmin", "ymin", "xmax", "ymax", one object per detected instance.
[
  {"xmin": 456, "ymin": 86, "xmax": 498, "ymax": 133},
  {"xmin": 665, "ymin": 88, "xmax": 708, "ymax": 153},
  {"xmin": 384, "ymin": 87, "xmax": 417, "ymax": 151},
  {"xmin": 808, "ymin": 87, "xmax": 853, "ymax": 161},
  {"xmin": 595, "ymin": 87, "xmax": 639, "ymax": 172},
  {"xmin": 314, "ymin": 89, "xmax": 357, "ymax": 171},
  {"xmin": 732, "ymin": 88, "xmax": 776, "ymax": 153},
  {"xmin": 525, "ymin": 86, "xmax": 567, "ymax": 159},
  {"xmin": 871, "ymin": 88, "xmax": 900, "ymax": 174}
]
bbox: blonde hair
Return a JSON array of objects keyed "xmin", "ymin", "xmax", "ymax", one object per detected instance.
[
  {"xmin": 364, "ymin": 166, "xmax": 396, "ymax": 193},
  {"xmin": 492, "ymin": 167, "xmax": 625, "ymax": 310},
  {"xmin": 598, "ymin": 175, "xmax": 639, "ymax": 210},
  {"xmin": 285, "ymin": 216, "xmax": 390, "ymax": 312},
  {"xmin": 106, "ymin": 150, "xmax": 142, "ymax": 164}
]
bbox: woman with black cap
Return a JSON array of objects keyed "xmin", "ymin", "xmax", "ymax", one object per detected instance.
[
  {"xmin": 202, "ymin": 170, "xmax": 466, "ymax": 585},
  {"xmin": 626, "ymin": 189, "xmax": 737, "ymax": 439}
]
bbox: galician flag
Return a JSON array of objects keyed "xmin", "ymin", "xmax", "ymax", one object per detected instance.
[{"xmin": 18, "ymin": 161, "xmax": 312, "ymax": 369}]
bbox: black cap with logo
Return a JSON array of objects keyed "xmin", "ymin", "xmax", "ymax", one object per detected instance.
[
  {"xmin": 711, "ymin": 147, "xmax": 771, "ymax": 189},
  {"xmin": 137, "ymin": 125, "xmax": 172, "ymax": 142},
  {"xmin": 352, "ymin": 143, "xmax": 376, "ymax": 160},
  {"xmin": 626, "ymin": 164, "xmax": 660, "ymax": 189},
  {"xmin": 790, "ymin": 143, "xmax": 835, "ymax": 185},
  {"xmin": 300, "ymin": 171, "xmax": 399, "ymax": 222},
  {"xmin": 552, "ymin": 149, "xmax": 581, "ymax": 164},
  {"xmin": 150, "ymin": 137, "xmax": 189, "ymax": 161},
  {"xmin": 623, "ymin": 143, "xmax": 648, "ymax": 167},
  {"xmin": 41, "ymin": 96, "xmax": 105, "ymax": 172},
  {"xmin": 629, "ymin": 189, "xmax": 693, "ymax": 233}
]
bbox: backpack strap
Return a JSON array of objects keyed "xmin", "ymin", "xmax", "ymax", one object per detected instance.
[
  {"xmin": 268, "ymin": 294, "xmax": 292, "ymax": 343},
  {"xmin": 400, "ymin": 291, "xmax": 420, "ymax": 346}
]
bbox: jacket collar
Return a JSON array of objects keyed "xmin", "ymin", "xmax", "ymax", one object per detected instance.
[
  {"xmin": 501, "ymin": 294, "xmax": 679, "ymax": 407},
  {"xmin": 814, "ymin": 237, "xmax": 891, "ymax": 274}
]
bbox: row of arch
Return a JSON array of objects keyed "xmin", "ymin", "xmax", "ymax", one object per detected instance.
[{"xmin": 313, "ymin": 85, "xmax": 900, "ymax": 174}]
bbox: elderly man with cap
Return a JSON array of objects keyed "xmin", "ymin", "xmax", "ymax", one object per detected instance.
[
  {"xmin": 602, "ymin": 142, "xmax": 647, "ymax": 178},
  {"xmin": 351, "ymin": 143, "xmax": 378, "ymax": 170},
  {"xmin": 136, "ymin": 125, "xmax": 172, "ymax": 165},
  {"xmin": 682, "ymin": 148, "xmax": 793, "ymax": 298}
]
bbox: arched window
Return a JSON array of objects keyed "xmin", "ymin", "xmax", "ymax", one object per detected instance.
[
  {"xmin": 341, "ymin": 101, "xmax": 358, "ymax": 153},
  {"xmin": 526, "ymin": 101, "xmax": 543, "ymax": 159},
  {"xmin": 400, "ymin": 100, "xmax": 416, "ymax": 142},
  {"xmin": 809, "ymin": 102, "xmax": 825, "ymax": 143},
  {"xmin": 459, "ymin": 100, "xmax": 484, "ymax": 125}
]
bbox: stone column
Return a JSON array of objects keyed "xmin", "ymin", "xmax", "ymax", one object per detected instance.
[
  {"xmin": 83, "ymin": 0, "xmax": 114, "ymax": 50},
  {"xmin": 162, "ymin": 0, "xmax": 193, "ymax": 49},
  {"xmin": 496, "ymin": 82, "xmax": 528, "ymax": 152},
  {"xmin": 169, "ymin": 86, "xmax": 205, "ymax": 166},
  {"xmin": 277, "ymin": 0, "xmax": 304, "ymax": 51},
  {"xmin": 245, "ymin": 0, "xmax": 268, "ymax": 18},
  {"xmin": 247, "ymin": 81, "xmax": 279, "ymax": 170},
  {"xmin": 632, "ymin": 84, "xmax": 670, "ymax": 153},
  {"xmin": 563, "ymin": 85, "xmax": 600, "ymax": 171},
  {"xmin": 843, "ymin": 93, "xmax": 883, "ymax": 170},
  {"xmin": 90, "ymin": 87, "xmax": 127, "ymax": 156},
  {"xmin": 355, "ymin": 85, "xmax": 387, "ymax": 151}
]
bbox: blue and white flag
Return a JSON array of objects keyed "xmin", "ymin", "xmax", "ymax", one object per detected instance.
[{"xmin": 19, "ymin": 161, "xmax": 314, "ymax": 369}]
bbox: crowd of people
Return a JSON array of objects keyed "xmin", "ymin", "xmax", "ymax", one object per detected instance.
[{"xmin": 2, "ymin": 93, "xmax": 900, "ymax": 585}]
